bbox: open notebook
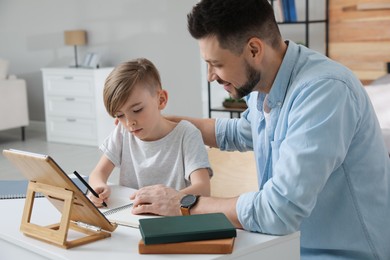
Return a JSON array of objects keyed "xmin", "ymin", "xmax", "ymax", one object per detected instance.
[
  {"xmin": 0, "ymin": 175, "xmax": 88, "ymax": 200},
  {"xmin": 100, "ymin": 185, "xmax": 160, "ymax": 228}
]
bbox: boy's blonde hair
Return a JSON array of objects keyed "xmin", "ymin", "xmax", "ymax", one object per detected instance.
[{"xmin": 103, "ymin": 58, "xmax": 162, "ymax": 118}]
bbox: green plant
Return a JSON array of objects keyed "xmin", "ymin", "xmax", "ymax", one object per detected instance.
[
  {"xmin": 222, "ymin": 97, "xmax": 247, "ymax": 109},
  {"xmin": 224, "ymin": 97, "xmax": 245, "ymax": 103}
]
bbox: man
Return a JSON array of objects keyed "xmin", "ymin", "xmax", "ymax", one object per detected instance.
[{"xmin": 130, "ymin": 0, "xmax": 390, "ymax": 259}]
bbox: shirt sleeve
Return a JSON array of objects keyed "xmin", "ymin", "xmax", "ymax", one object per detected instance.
[
  {"xmin": 237, "ymin": 79, "xmax": 360, "ymax": 235},
  {"xmin": 99, "ymin": 124, "xmax": 124, "ymax": 167},
  {"xmin": 182, "ymin": 123, "xmax": 213, "ymax": 181},
  {"xmin": 216, "ymin": 94, "xmax": 256, "ymax": 151}
]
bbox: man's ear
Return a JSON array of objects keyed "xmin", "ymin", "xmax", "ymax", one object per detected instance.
[
  {"xmin": 247, "ymin": 37, "xmax": 263, "ymax": 59},
  {"xmin": 158, "ymin": 89, "xmax": 168, "ymax": 110}
]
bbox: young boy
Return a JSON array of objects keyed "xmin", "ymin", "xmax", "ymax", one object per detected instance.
[{"xmin": 88, "ymin": 58, "xmax": 212, "ymax": 206}]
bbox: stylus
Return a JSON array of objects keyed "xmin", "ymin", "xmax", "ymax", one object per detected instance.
[{"xmin": 73, "ymin": 170, "xmax": 107, "ymax": 207}]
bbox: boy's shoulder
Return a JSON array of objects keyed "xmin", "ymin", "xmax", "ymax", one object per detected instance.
[
  {"xmin": 177, "ymin": 120, "xmax": 198, "ymax": 131},
  {"xmin": 172, "ymin": 120, "xmax": 201, "ymax": 137}
]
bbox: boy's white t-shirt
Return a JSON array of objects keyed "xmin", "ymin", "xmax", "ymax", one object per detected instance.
[{"xmin": 100, "ymin": 120, "xmax": 212, "ymax": 190}]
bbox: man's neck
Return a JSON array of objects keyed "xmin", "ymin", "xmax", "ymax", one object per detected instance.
[{"xmin": 257, "ymin": 40, "xmax": 288, "ymax": 94}]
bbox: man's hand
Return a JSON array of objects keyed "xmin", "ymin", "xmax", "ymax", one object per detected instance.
[
  {"xmin": 130, "ymin": 184, "xmax": 185, "ymax": 216},
  {"xmin": 130, "ymin": 184, "xmax": 242, "ymax": 229}
]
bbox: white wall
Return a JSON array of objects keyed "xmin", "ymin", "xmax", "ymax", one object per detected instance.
[
  {"xmin": 0, "ymin": 0, "xmax": 327, "ymax": 122},
  {"xmin": 0, "ymin": 0, "xmax": 202, "ymax": 121}
]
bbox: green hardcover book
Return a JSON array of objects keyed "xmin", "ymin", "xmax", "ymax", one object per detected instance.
[{"xmin": 139, "ymin": 213, "xmax": 237, "ymax": 245}]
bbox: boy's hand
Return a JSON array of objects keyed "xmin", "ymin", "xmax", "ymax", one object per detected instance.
[{"xmin": 88, "ymin": 184, "xmax": 111, "ymax": 207}]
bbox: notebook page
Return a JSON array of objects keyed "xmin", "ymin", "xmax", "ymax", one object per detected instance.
[{"xmin": 100, "ymin": 185, "xmax": 160, "ymax": 228}]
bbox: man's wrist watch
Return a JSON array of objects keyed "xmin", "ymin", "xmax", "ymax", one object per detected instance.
[{"xmin": 180, "ymin": 194, "xmax": 199, "ymax": 216}]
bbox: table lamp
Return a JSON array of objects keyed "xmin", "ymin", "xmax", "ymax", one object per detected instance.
[{"xmin": 64, "ymin": 30, "xmax": 87, "ymax": 68}]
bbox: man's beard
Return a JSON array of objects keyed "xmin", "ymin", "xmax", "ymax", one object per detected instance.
[{"xmin": 234, "ymin": 61, "xmax": 261, "ymax": 99}]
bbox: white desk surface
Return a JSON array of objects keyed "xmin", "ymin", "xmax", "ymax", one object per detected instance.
[{"xmin": 0, "ymin": 198, "xmax": 300, "ymax": 260}]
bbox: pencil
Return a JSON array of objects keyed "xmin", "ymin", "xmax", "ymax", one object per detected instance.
[{"xmin": 73, "ymin": 170, "xmax": 107, "ymax": 207}]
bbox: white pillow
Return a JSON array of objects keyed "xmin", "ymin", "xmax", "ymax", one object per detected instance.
[
  {"xmin": 365, "ymin": 84, "xmax": 390, "ymax": 153},
  {"xmin": 0, "ymin": 59, "xmax": 9, "ymax": 80},
  {"xmin": 365, "ymin": 84, "xmax": 390, "ymax": 129}
]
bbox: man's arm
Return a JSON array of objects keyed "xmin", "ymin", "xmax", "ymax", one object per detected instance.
[
  {"xmin": 130, "ymin": 185, "xmax": 243, "ymax": 229},
  {"xmin": 167, "ymin": 115, "xmax": 218, "ymax": 148},
  {"xmin": 191, "ymin": 196, "xmax": 242, "ymax": 228}
]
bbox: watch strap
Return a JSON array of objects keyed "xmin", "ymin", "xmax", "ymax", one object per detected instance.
[{"xmin": 180, "ymin": 206, "xmax": 191, "ymax": 216}]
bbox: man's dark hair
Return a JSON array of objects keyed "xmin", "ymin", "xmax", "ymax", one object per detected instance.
[{"xmin": 187, "ymin": 0, "xmax": 282, "ymax": 54}]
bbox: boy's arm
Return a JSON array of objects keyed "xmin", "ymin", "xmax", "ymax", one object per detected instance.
[
  {"xmin": 88, "ymin": 155, "xmax": 115, "ymax": 206},
  {"xmin": 167, "ymin": 115, "xmax": 218, "ymax": 148},
  {"xmin": 180, "ymin": 169, "xmax": 211, "ymax": 196}
]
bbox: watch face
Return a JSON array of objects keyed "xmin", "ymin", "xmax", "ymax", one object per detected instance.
[{"xmin": 181, "ymin": 194, "xmax": 197, "ymax": 207}]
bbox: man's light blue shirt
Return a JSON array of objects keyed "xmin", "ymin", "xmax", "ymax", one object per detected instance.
[{"xmin": 216, "ymin": 41, "xmax": 390, "ymax": 259}]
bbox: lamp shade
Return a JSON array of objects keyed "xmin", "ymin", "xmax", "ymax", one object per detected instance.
[{"xmin": 64, "ymin": 30, "xmax": 87, "ymax": 46}]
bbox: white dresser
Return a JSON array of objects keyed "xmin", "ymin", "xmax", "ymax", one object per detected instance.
[{"xmin": 41, "ymin": 68, "xmax": 115, "ymax": 146}]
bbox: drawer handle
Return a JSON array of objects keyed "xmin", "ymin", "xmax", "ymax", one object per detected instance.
[
  {"xmin": 66, "ymin": 118, "xmax": 77, "ymax": 122},
  {"xmin": 65, "ymin": 97, "xmax": 75, "ymax": 101},
  {"xmin": 63, "ymin": 76, "xmax": 74, "ymax": 80}
]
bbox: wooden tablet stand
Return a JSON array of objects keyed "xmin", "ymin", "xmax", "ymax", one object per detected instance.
[
  {"xmin": 20, "ymin": 181, "xmax": 111, "ymax": 249},
  {"xmin": 3, "ymin": 149, "xmax": 117, "ymax": 249}
]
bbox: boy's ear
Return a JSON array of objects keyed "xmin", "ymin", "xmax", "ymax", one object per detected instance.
[{"xmin": 158, "ymin": 89, "xmax": 168, "ymax": 110}]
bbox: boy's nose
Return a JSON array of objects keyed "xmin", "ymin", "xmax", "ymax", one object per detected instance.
[{"xmin": 126, "ymin": 117, "xmax": 136, "ymax": 126}]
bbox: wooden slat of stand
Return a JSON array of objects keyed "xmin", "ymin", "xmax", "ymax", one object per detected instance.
[{"xmin": 20, "ymin": 182, "xmax": 110, "ymax": 249}]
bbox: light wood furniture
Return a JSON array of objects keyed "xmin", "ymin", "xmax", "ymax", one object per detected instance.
[
  {"xmin": 208, "ymin": 148, "xmax": 258, "ymax": 197},
  {"xmin": 21, "ymin": 182, "xmax": 111, "ymax": 249},
  {"xmin": 329, "ymin": 0, "xmax": 390, "ymax": 84},
  {"xmin": 0, "ymin": 198, "xmax": 300, "ymax": 260},
  {"xmin": 41, "ymin": 68, "xmax": 114, "ymax": 146},
  {"xmin": 2, "ymin": 149, "xmax": 117, "ymax": 249},
  {"xmin": 138, "ymin": 237, "xmax": 235, "ymax": 254}
]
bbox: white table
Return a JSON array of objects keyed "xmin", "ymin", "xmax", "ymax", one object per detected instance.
[{"xmin": 0, "ymin": 198, "xmax": 300, "ymax": 260}]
